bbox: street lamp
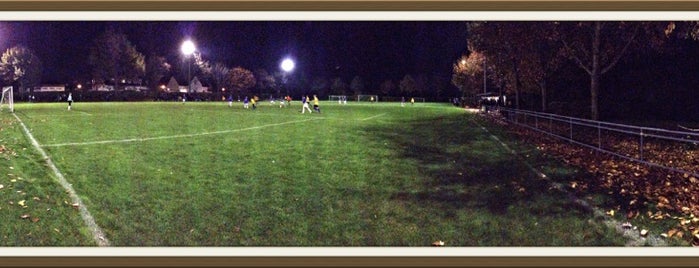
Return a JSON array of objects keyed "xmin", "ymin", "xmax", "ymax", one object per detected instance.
[
  {"xmin": 280, "ymin": 58, "xmax": 295, "ymax": 96},
  {"xmin": 181, "ymin": 40, "xmax": 196, "ymax": 93}
]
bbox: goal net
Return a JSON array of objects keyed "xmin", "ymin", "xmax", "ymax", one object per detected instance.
[
  {"xmin": 328, "ymin": 95, "xmax": 349, "ymax": 104},
  {"xmin": 0, "ymin": 86, "xmax": 13, "ymax": 113},
  {"xmin": 357, "ymin": 95, "xmax": 379, "ymax": 102}
]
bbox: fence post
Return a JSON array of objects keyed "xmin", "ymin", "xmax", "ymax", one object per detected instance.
[
  {"xmin": 550, "ymin": 114, "xmax": 553, "ymax": 134},
  {"xmin": 569, "ymin": 117, "xmax": 573, "ymax": 142},
  {"xmin": 597, "ymin": 121, "xmax": 601, "ymax": 157},
  {"xmin": 640, "ymin": 128, "xmax": 644, "ymax": 161}
]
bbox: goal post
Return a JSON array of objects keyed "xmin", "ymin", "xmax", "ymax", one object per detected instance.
[
  {"xmin": 357, "ymin": 95, "xmax": 378, "ymax": 102},
  {"xmin": 328, "ymin": 95, "xmax": 349, "ymax": 104},
  {"xmin": 0, "ymin": 86, "xmax": 13, "ymax": 113}
]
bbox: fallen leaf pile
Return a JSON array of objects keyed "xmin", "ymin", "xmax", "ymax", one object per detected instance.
[{"xmin": 482, "ymin": 112, "xmax": 699, "ymax": 245}]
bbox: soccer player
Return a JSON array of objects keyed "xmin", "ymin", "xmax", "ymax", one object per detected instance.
[
  {"xmin": 301, "ymin": 95, "xmax": 312, "ymax": 114},
  {"xmin": 67, "ymin": 93, "xmax": 73, "ymax": 110},
  {"xmin": 251, "ymin": 95, "xmax": 258, "ymax": 110},
  {"xmin": 313, "ymin": 95, "xmax": 321, "ymax": 113},
  {"xmin": 228, "ymin": 94, "xmax": 233, "ymax": 107},
  {"xmin": 410, "ymin": 97, "xmax": 415, "ymax": 105},
  {"xmin": 313, "ymin": 94, "xmax": 320, "ymax": 113},
  {"xmin": 243, "ymin": 96, "xmax": 249, "ymax": 109},
  {"xmin": 401, "ymin": 96, "xmax": 406, "ymax": 107}
]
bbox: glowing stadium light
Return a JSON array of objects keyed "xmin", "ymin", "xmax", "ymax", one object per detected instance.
[
  {"xmin": 181, "ymin": 40, "xmax": 195, "ymax": 56},
  {"xmin": 281, "ymin": 58, "xmax": 295, "ymax": 73}
]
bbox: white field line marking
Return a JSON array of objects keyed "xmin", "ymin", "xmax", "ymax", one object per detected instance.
[
  {"xmin": 31, "ymin": 111, "xmax": 92, "ymax": 118},
  {"xmin": 42, "ymin": 118, "xmax": 322, "ymax": 148},
  {"xmin": 471, "ymin": 118, "xmax": 666, "ymax": 246},
  {"xmin": 12, "ymin": 113, "xmax": 110, "ymax": 247},
  {"xmin": 361, "ymin": 113, "xmax": 386, "ymax": 121},
  {"xmin": 74, "ymin": 111, "xmax": 92, "ymax": 116}
]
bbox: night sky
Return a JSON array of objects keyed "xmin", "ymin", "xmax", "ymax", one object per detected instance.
[{"xmin": 0, "ymin": 21, "xmax": 468, "ymax": 87}]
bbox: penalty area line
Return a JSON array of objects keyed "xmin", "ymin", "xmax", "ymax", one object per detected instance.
[
  {"xmin": 12, "ymin": 113, "xmax": 110, "ymax": 247},
  {"xmin": 42, "ymin": 117, "xmax": 323, "ymax": 148}
]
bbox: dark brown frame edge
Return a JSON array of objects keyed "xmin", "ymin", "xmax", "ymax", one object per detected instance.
[
  {"xmin": 2, "ymin": 0, "xmax": 699, "ymax": 267},
  {"xmin": 2, "ymin": 256, "xmax": 699, "ymax": 267},
  {"xmin": 0, "ymin": 1, "xmax": 699, "ymax": 11}
]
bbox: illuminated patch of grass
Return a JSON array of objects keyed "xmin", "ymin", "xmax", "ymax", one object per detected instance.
[{"xmin": 2, "ymin": 102, "xmax": 631, "ymax": 246}]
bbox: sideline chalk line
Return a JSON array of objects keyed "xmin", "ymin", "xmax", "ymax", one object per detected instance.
[
  {"xmin": 12, "ymin": 112, "xmax": 110, "ymax": 247},
  {"xmin": 42, "ymin": 117, "xmax": 322, "ymax": 148},
  {"xmin": 471, "ymin": 117, "xmax": 666, "ymax": 246}
]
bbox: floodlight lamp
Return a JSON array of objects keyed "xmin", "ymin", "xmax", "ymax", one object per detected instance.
[
  {"xmin": 181, "ymin": 40, "xmax": 196, "ymax": 56},
  {"xmin": 281, "ymin": 58, "xmax": 295, "ymax": 72}
]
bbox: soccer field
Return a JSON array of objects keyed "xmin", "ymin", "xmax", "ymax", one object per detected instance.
[{"xmin": 0, "ymin": 101, "xmax": 628, "ymax": 246}]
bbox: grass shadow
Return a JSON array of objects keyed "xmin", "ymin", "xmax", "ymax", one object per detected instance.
[{"xmin": 361, "ymin": 113, "xmax": 623, "ymax": 245}]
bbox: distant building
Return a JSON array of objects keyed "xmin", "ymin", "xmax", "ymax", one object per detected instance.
[
  {"xmin": 190, "ymin": 77, "xmax": 209, "ymax": 93},
  {"xmin": 164, "ymin": 76, "xmax": 209, "ymax": 93},
  {"xmin": 33, "ymin": 85, "xmax": 66, "ymax": 92},
  {"xmin": 123, "ymin": 85, "xmax": 149, "ymax": 91},
  {"xmin": 166, "ymin": 77, "xmax": 180, "ymax": 92},
  {"xmin": 93, "ymin": 84, "xmax": 114, "ymax": 91}
]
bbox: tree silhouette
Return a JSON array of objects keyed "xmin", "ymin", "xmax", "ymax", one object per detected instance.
[
  {"xmin": 88, "ymin": 30, "xmax": 145, "ymax": 90},
  {"xmin": 0, "ymin": 45, "xmax": 42, "ymax": 92}
]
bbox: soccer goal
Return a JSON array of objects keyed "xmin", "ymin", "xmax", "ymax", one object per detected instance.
[
  {"xmin": 0, "ymin": 86, "xmax": 13, "ymax": 113},
  {"xmin": 328, "ymin": 95, "xmax": 349, "ymax": 104},
  {"xmin": 357, "ymin": 94, "xmax": 379, "ymax": 102}
]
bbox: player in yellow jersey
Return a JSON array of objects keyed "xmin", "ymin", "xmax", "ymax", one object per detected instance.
[{"xmin": 313, "ymin": 95, "xmax": 321, "ymax": 113}]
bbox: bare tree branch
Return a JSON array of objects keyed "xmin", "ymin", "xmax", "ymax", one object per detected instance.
[
  {"xmin": 601, "ymin": 24, "xmax": 641, "ymax": 74},
  {"xmin": 561, "ymin": 38, "xmax": 592, "ymax": 75}
]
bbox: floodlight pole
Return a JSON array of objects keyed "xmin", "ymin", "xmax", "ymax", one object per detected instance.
[
  {"xmin": 187, "ymin": 58, "xmax": 191, "ymax": 93},
  {"xmin": 280, "ymin": 58, "xmax": 295, "ymax": 96},
  {"xmin": 181, "ymin": 40, "xmax": 196, "ymax": 93},
  {"xmin": 483, "ymin": 56, "xmax": 487, "ymax": 94}
]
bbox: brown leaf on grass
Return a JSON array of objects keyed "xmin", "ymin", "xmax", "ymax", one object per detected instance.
[
  {"xmin": 668, "ymin": 229, "xmax": 679, "ymax": 238},
  {"xmin": 432, "ymin": 240, "xmax": 445, "ymax": 246},
  {"xmin": 31, "ymin": 218, "xmax": 39, "ymax": 223},
  {"xmin": 640, "ymin": 229, "xmax": 649, "ymax": 236}
]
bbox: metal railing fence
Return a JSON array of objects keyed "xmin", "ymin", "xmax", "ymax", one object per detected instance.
[{"xmin": 492, "ymin": 106, "xmax": 699, "ymax": 178}]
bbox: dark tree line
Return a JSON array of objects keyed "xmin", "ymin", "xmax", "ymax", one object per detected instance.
[{"xmin": 453, "ymin": 21, "xmax": 699, "ymax": 121}]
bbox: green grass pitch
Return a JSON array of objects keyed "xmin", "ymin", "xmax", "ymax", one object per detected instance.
[{"xmin": 0, "ymin": 101, "xmax": 628, "ymax": 246}]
